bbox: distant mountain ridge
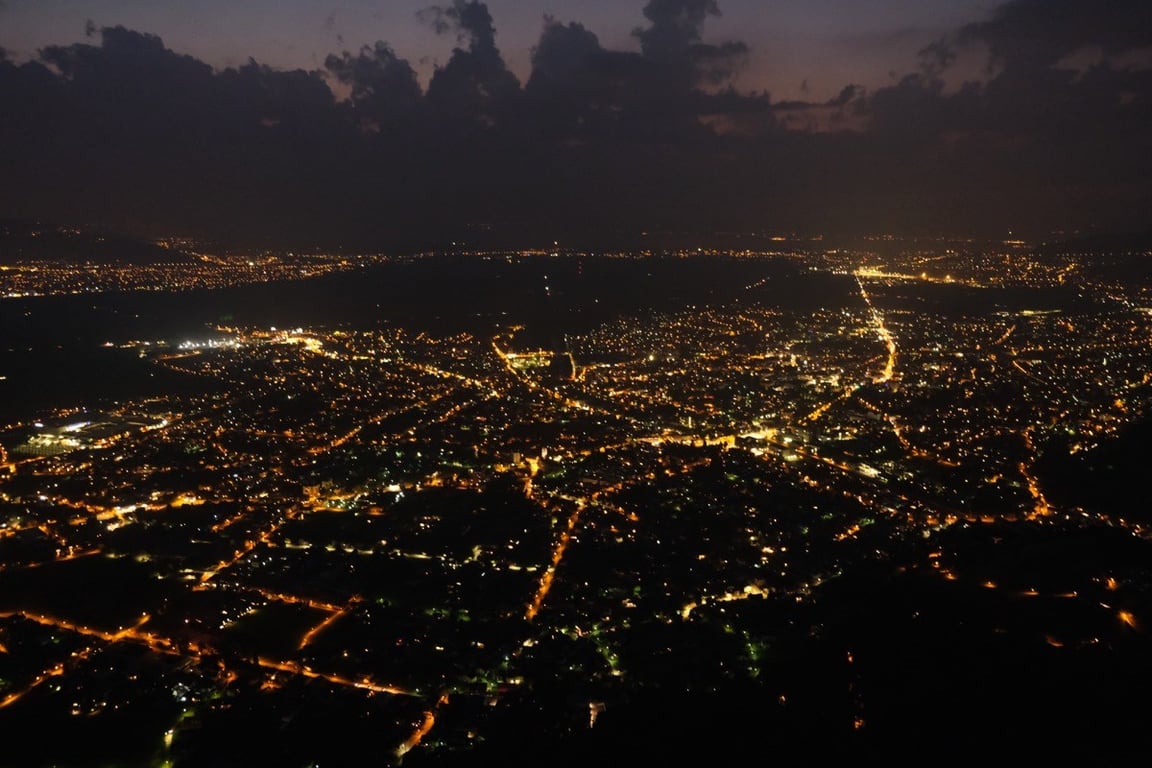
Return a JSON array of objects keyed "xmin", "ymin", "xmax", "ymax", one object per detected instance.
[
  {"xmin": 0, "ymin": 219, "xmax": 197, "ymax": 265},
  {"xmin": 1040, "ymin": 230, "xmax": 1152, "ymax": 255}
]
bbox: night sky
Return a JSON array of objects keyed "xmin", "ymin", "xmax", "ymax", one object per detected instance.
[{"xmin": 1, "ymin": 0, "xmax": 1150, "ymax": 247}]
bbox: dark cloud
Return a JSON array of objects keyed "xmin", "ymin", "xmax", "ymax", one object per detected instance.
[
  {"xmin": 419, "ymin": 0, "xmax": 498, "ymax": 53},
  {"xmin": 526, "ymin": 2, "xmax": 760, "ymax": 144},
  {"xmin": 957, "ymin": 0, "xmax": 1152, "ymax": 74},
  {"xmin": 884, "ymin": 0, "xmax": 1152, "ymax": 144},
  {"xmin": 830, "ymin": 84, "xmax": 864, "ymax": 107},
  {"xmin": 850, "ymin": 0, "xmax": 1152, "ymax": 235},
  {"xmin": 0, "ymin": 1, "xmax": 1149, "ymax": 248},
  {"xmin": 635, "ymin": 0, "xmax": 719, "ymax": 58},
  {"xmin": 324, "ymin": 42, "xmax": 422, "ymax": 133},
  {"xmin": 419, "ymin": 1, "xmax": 521, "ymax": 132},
  {"xmin": 634, "ymin": 0, "xmax": 747, "ymax": 87},
  {"xmin": 2, "ymin": 26, "xmax": 360, "ymax": 242},
  {"xmin": 524, "ymin": 18, "xmax": 630, "ymax": 138}
]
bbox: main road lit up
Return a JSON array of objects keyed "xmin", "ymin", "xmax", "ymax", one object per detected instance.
[{"xmin": 854, "ymin": 270, "xmax": 897, "ymax": 385}]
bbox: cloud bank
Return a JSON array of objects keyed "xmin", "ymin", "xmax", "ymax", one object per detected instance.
[{"xmin": 0, "ymin": 0, "xmax": 1149, "ymax": 247}]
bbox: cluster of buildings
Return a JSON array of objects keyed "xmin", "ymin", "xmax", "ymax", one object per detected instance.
[{"xmin": 0, "ymin": 245, "xmax": 1149, "ymax": 762}]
